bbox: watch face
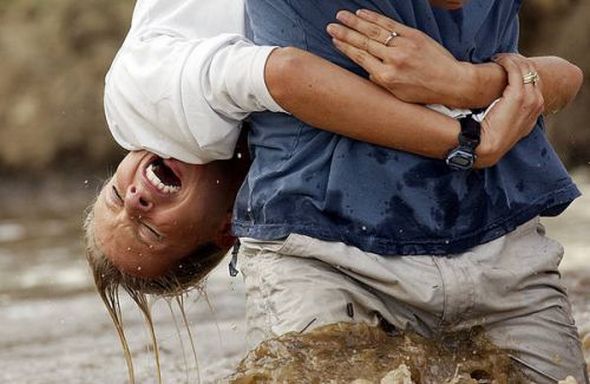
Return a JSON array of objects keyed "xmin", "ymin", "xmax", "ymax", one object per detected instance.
[{"xmin": 446, "ymin": 148, "xmax": 475, "ymax": 171}]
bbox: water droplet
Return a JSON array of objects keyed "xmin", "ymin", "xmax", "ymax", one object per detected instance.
[
  {"xmin": 178, "ymin": 264, "xmax": 183, "ymax": 269},
  {"xmin": 127, "ymin": 247, "xmax": 132, "ymax": 251},
  {"xmin": 237, "ymin": 153, "xmax": 243, "ymax": 159},
  {"xmin": 361, "ymin": 226, "xmax": 367, "ymax": 231},
  {"xmin": 444, "ymin": 240, "xmax": 450, "ymax": 245},
  {"xmin": 148, "ymin": 245, "xmax": 154, "ymax": 249},
  {"xmin": 83, "ymin": 180, "xmax": 89, "ymax": 185},
  {"xmin": 216, "ymin": 179, "xmax": 220, "ymax": 185},
  {"xmin": 137, "ymin": 266, "xmax": 142, "ymax": 271}
]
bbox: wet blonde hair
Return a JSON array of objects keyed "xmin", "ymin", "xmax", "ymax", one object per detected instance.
[{"xmin": 83, "ymin": 200, "xmax": 227, "ymax": 384}]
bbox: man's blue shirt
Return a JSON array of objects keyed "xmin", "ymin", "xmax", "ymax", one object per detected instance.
[{"xmin": 233, "ymin": 0, "xmax": 580, "ymax": 255}]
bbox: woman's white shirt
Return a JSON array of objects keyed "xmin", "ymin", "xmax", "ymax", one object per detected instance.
[{"xmin": 104, "ymin": 0, "xmax": 285, "ymax": 164}]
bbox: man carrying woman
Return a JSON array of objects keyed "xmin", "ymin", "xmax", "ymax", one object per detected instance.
[{"xmin": 86, "ymin": 0, "xmax": 587, "ymax": 382}]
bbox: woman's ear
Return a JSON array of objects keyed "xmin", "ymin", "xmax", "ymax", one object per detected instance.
[{"xmin": 213, "ymin": 212, "xmax": 236, "ymax": 250}]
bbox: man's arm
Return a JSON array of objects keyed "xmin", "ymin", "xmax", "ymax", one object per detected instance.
[
  {"xmin": 265, "ymin": 47, "xmax": 542, "ymax": 168},
  {"xmin": 265, "ymin": 47, "xmax": 459, "ymax": 159},
  {"xmin": 459, "ymin": 56, "xmax": 583, "ymax": 112}
]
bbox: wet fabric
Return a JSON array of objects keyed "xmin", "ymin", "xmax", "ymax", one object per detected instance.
[
  {"xmin": 233, "ymin": 0, "xmax": 581, "ymax": 255},
  {"xmin": 239, "ymin": 218, "xmax": 589, "ymax": 383}
]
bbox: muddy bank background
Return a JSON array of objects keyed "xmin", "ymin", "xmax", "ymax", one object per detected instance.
[{"xmin": 0, "ymin": 0, "xmax": 588, "ymax": 383}]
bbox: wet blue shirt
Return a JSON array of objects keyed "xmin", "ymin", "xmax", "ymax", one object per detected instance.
[{"xmin": 233, "ymin": 0, "xmax": 580, "ymax": 255}]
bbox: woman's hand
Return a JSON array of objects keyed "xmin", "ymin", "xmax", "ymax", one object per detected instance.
[
  {"xmin": 326, "ymin": 9, "xmax": 471, "ymax": 105},
  {"xmin": 476, "ymin": 54, "xmax": 545, "ymax": 168}
]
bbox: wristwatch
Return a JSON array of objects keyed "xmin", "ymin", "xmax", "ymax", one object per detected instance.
[{"xmin": 445, "ymin": 114, "xmax": 482, "ymax": 171}]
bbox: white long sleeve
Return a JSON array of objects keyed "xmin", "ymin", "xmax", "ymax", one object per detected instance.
[{"xmin": 104, "ymin": 0, "xmax": 285, "ymax": 164}]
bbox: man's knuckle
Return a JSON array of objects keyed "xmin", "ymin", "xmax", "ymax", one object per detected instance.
[
  {"xmin": 367, "ymin": 26, "xmax": 381, "ymax": 40},
  {"xmin": 513, "ymin": 92, "xmax": 525, "ymax": 105},
  {"xmin": 522, "ymin": 96, "xmax": 534, "ymax": 109},
  {"xmin": 354, "ymin": 51, "xmax": 367, "ymax": 65},
  {"xmin": 380, "ymin": 69, "xmax": 397, "ymax": 84},
  {"xmin": 361, "ymin": 38, "xmax": 370, "ymax": 52},
  {"xmin": 385, "ymin": 21, "xmax": 397, "ymax": 32},
  {"xmin": 413, "ymin": 31, "xmax": 426, "ymax": 43},
  {"xmin": 392, "ymin": 51, "xmax": 410, "ymax": 67}
]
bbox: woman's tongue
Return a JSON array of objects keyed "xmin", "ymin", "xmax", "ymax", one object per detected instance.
[{"xmin": 152, "ymin": 158, "xmax": 181, "ymax": 187}]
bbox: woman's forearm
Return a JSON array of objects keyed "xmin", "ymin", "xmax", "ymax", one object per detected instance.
[
  {"xmin": 265, "ymin": 47, "xmax": 460, "ymax": 160},
  {"xmin": 459, "ymin": 57, "xmax": 584, "ymax": 112}
]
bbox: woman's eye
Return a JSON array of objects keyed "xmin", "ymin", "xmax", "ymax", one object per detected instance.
[
  {"xmin": 112, "ymin": 185, "xmax": 124, "ymax": 203},
  {"xmin": 142, "ymin": 223, "xmax": 163, "ymax": 241}
]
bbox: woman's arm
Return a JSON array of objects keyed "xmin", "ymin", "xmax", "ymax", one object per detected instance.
[
  {"xmin": 328, "ymin": 9, "xmax": 583, "ymax": 112},
  {"xmin": 265, "ymin": 47, "xmax": 542, "ymax": 167}
]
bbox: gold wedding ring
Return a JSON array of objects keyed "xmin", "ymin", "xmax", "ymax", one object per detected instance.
[
  {"xmin": 383, "ymin": 31, "xmax": 400, "ymax": 46},
  {"xmin": 523, "ymin": 71, "xmax": 539, "ymax": 86}
]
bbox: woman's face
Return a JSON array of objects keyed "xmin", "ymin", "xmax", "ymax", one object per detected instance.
[
  {"xmin": 93, "ymin": 151, "xmax": 242, "ymax": 277},
  {"xmin": 429, "ymin": 0, "xmax": 469, "ymax": 10}
]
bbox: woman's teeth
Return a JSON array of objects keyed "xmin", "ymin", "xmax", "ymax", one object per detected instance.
[{"xmin": 146, "ymin": 164, "xmax": 180, "ymax": 194}]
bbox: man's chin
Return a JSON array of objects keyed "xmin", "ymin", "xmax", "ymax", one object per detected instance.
[{"xmin": 430, "ymin": 0, "xmax": 467, "ymax": 10}]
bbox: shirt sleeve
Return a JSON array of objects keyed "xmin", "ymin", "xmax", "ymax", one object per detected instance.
[{"xmin": 104, "ymin": 0, "xmax": 285, "ymax": 165}]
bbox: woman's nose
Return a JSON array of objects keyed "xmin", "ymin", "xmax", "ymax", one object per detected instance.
[{"xmin": 124, "ymin": 185, "xmax": 154, "ymax": 214}]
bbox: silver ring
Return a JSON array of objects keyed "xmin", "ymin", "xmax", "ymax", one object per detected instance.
[
  {"xmin": 383, "ymin": 31, "xmax": 400, "ymax": 46},
  {"xmin": 523, "ymin": 71, "xmax": 539, "ymax": 86}
]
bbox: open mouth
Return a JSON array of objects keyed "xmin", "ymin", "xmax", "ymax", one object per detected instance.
[{"xmin": 145, "ymin": 157, "xmax": 182, "ymax": 194}]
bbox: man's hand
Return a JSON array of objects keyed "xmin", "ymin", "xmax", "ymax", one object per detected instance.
[
  {"xmin": 327, "ymin": 9, "xmax": 583, "ymax": 113},
  {"xmin": 476, "ymin": 54, "xmax": 545, "ymax": 168},
  {"xmin": 326, "ymin": 9, "xmax": 472, "ymax": 106}
]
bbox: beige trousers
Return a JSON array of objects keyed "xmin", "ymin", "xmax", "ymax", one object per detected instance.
[{"xmin": 239, "ymin": 217, "xmax": 588, "ymax": 383}]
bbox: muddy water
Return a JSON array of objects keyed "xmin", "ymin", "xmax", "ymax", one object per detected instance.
[
  {"xmin": 0, "ymin": 173, "xmax": 589, "ymax": 383},
  {"xmin": 229, "ymin": 323, "xmax": 526, "ymax": 383}
]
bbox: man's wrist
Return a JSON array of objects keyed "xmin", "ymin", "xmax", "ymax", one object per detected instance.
[
  {"xmin": 452, "ymin": 62, "xmax": 478, "ymax": 108},
  {"xmin": 455, "ymin": 62, "xmax": 507, "ymax": 109},
  {"xmin": 474, "ymin": 122, "xmax": 502, "ymax": 169}
]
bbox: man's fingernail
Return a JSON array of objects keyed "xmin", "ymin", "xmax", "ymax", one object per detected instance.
[
  {"xmin": 327, "ymin": 24, "xmax": 336, "ymax": 34},
  {"xmin": 357, "ymin": 9, "xmax": 369, "ymax": 16}
]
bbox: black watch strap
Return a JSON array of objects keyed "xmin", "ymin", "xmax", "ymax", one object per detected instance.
[
  {"xmin": 458, "ymin": 115, "xmax": 481, "ymax": 149},
  {"xmin": 445, "ymin": 113, "xmax": 482, "ymax": 171}
]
